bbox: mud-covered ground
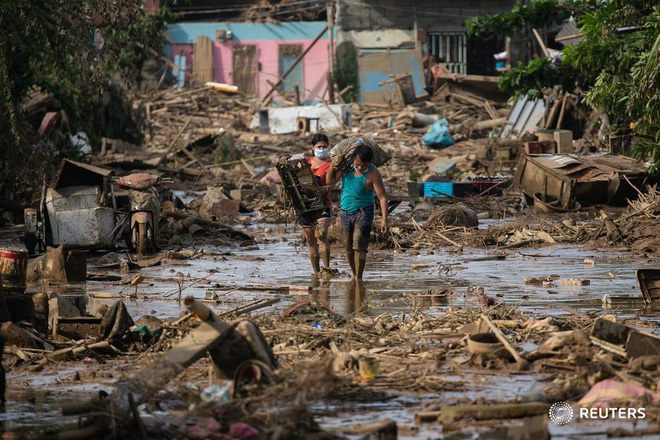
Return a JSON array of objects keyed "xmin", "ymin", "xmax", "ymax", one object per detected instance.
[{"xmin": 3, "ymin": 203, "xmax": 660, "ymax": 439}]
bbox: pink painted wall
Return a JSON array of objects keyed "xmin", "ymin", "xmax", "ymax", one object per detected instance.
[{"xmin": 170, "ymin": 38, "xmax": 330, "ymax": 101}]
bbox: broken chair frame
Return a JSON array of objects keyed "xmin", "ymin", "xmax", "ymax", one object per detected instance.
[{"xmin": 273, "ymin": 154, "xmax": 325, "ymax": 215}]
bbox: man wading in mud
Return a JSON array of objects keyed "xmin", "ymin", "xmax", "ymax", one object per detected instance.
[{"xmin": 327, "ymin": 139, "xmax": 388, "ymax": 279}]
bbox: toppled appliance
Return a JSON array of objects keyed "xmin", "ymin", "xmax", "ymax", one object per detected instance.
[
  {"xmin": 273, "ymin": 154, "xmax": 325, "ymax": 215},
  {"xmin": 514, "ymin": 154, "xmax": 658, "ymax": 210},
  {"xmin": 24, "ymin": 160, "xmax": 119, "ymax": 253}
]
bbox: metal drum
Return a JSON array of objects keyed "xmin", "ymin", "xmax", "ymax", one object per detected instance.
[{"xmin": 0, "ymin": 247, "xmax": 28, "ymax": 294}]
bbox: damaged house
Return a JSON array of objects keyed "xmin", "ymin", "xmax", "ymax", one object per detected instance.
[
  {"xmin": 334, "ymin": 0, "xmax": 518, "ymax": 104},
  {"xmin": 158, "ymin": 0, "xmax": 332, "ymax": 103},
  {"xmin": 152, "ymin": 0, "xmax": 520, "ymax": 106}
]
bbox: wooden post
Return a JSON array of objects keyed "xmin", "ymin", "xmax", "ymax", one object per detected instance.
[
  {"xmin": 532, "ymin": 29, "xmax": 549, "ymax": 57},
  {"xmin": 260, "ymin": 26, "xmax": 328, "ymax": 104},
  {"xmin": 557, "ymin": 94, "xmax": 569, "ymax": 129},
  {"xmin": 327, "ymin": 1, "xmax": 335, "ymax": 103}
]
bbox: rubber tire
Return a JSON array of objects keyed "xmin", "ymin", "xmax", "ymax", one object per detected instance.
[{"xmin": 137, "ymin": 222, "xmax": 147, "ymax": 255}]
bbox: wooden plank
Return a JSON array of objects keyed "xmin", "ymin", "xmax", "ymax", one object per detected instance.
[
  {"xmin": 532, "ymin": 29, "xmax": 550, "ymax": 57},
  {"xmin": 193, "ymin": 36, "xmax": 213, "ymax": 85},
  {"xmin": 438, "ymin": 402, "xmax": 550, "ymax": 421},
  {"xmin": 557, "ymin": 94, "xmax": 569, "ymax": 129},
  {"xmin": 435, "ymin": 73, "xmax": 500, "ymax": 83},
  {"xmin": 233, "ymin": 45, "xmax": 256, "ymax": 96}
]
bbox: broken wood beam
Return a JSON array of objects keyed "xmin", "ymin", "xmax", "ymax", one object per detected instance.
[
  {"xmin": 205, "ymin": 81, "xmax": 239, "ymax": 94},
  {"xmin": 47, "ymin": 341, "xmax": 118, "ymax": 361},
  {"xmin": 157, "ymin": 166, "xmax": 204, "ymax": 177},
  {"xmin": 480, "ymin": 314, "xmax": 530, "ymax": 370},
  {"xmin": 532, "ymin": 29, "xmax": 550, "ymax": 57},
  {"xmin": 332, "ymin": 420, "xmax": 397, "ymax": 439},
  {"xmin": 449, "ymin": 117, "xmax": 507, "ymax": 133},
  {"xmin": 155, "ymin": 115, "xmax": 194, "ymax": 167},
  {"xmin": 338, "ymin": 85, "xmax": 353, "ymax": 97},
  {"xmin": 437, "ymin": 402, "xmax": 550, "ymax": 422},
  {"xmin": 215, "ymin": 155, "xmax": 271, "ymax": 167}
]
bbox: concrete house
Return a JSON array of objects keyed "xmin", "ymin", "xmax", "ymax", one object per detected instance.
[
  {"xmin": 334, "ymin": 0, "xmax": 518, "ymax": 103},
  {"xmin": 164, "ymin": 21, "xmax": 331, "ymax": 102},
  {"xmin": 149, "ymin": 1, "xmax": 518, "ymax": 103}
]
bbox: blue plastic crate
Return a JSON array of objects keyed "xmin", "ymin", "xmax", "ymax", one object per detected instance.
[{"xmin": 423, "ymin": 182, "xmax": 454, "ymax": 198}]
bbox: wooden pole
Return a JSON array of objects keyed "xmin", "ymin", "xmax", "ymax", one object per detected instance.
[
  {"xmin": 260, "ymin": 26, "xmax": 328, "ymax": 103},
  {"xmin": 532, "ymin": 29, "xmax": 549, "ymax": 57},
  {"xmin": 327, "ymin": 1, "xmax": 335, "ymax": 103}
]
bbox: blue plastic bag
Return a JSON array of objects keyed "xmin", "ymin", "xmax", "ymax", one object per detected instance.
[{"xmin": 422, "ymin": 118, "xmax": 454, "ymax": 148}]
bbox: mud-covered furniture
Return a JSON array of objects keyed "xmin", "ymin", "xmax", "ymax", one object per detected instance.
[{"xmin": 273, "ymin": 154, "xmax": 325, "ymax": 215}]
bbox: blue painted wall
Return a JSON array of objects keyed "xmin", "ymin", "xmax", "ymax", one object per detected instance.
[
  {"xmin": 166, "ymin": 21, "xmax": 330, "ymax": 44},
  {"xmin": 357, "ymin": 49, "xmax": 426, "ymax": 103}
]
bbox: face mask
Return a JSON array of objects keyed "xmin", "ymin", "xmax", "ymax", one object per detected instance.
[{"xmin": 314, "ymin": 149, "xmax": 329, "ymax": 158}]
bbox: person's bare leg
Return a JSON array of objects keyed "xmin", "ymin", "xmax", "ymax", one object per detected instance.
[
  {"xmin": 347, "ymin": 250, "xmax": 356, "ymax": 277},
  {"xmin": 354, "ymin": 278, "xmax": 367, "ymax": 313},
  {"xmin": 317, "ymin": 218, "xmax": 331, "ymax": 269},
  {"xmin": 303, "ymin": 227, "xmax": 320, "ymax": 274},
  {"xmin": 354, "ymin": 250, "xmax": 367, "ymax": 280}
]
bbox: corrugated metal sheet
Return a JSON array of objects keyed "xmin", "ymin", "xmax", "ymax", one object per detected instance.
[
  {"xmin": 500, "ymin": 95, "xmax": 546, "ymax": 139},
  {"xmin": 555, "ymin": 18, "xmax": 583, "ymax": 46}
]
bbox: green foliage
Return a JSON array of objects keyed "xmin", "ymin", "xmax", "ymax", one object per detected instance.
[
  {"xmin": 627, "ymin": 9, "xmax": 660, "ymax": 161},
  {"xmin": 470, "ymin": 0, "xmax": 660, "ymax": 168},
  {"xmin": 498, "ymin": 57, "xmax": 573, "ymax": 99},
  {"xmin": 466, "ymin": 0, "xmax": 593, "ymax": 39},
  {"xmin": 0, "ymin": 0, "xmax": 168, "ymax": 200}
]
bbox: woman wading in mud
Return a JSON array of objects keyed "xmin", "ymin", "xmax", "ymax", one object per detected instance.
[{"xmin": 298, "ymin": 134, "xmax": 334, "ymax": 275}]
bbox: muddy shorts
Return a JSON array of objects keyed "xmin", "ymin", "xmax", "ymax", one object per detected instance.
[
  {"xmin": 299, "ymin": 207, "xmax": 332, "ymax": 227},
  {"xmin": 340, "ymin": 205, "xmax": 374, "ymax": 252}
]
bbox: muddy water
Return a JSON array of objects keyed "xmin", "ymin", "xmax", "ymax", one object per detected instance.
[
  {"xmin": 3, "ymin": 220, "xmax": 660, "ymax": 438},
  {"xmin": 84, "ymin": 222, "xmax": 660, "ymax": 328}
]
